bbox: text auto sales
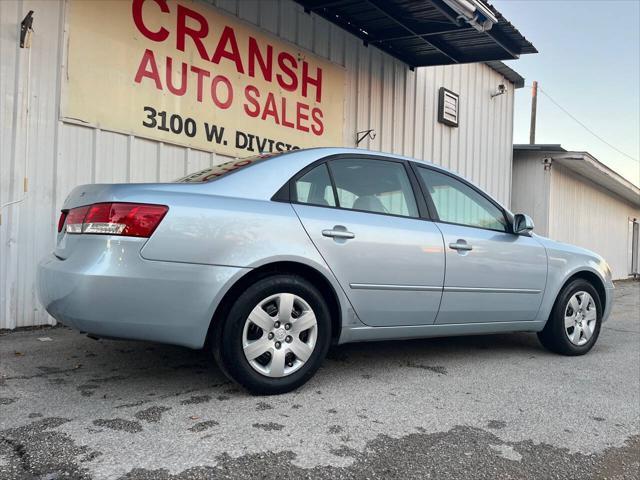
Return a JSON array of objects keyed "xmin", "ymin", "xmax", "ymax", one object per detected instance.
[{"xmin": 132, "ymin": 0, "xmax": 325, "ymax": 152}]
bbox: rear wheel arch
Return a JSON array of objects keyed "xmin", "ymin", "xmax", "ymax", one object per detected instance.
[{"xmin": 205, "ymin": 261, "xmax": 342, "ymax": 350}]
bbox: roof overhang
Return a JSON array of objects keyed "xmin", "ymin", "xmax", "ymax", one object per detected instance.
[
  {"xmin": 295, "ymin": 0, "xmax": 537, "ymax": 71},
  {"xmin": 514, "ymin": 145, "xmax": 640, "ymax": 207}
]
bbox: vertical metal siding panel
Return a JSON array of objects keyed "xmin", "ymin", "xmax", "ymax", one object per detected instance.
[
  {"xmin": 237, "ymin": 0, "xmax": 259, "ymax": 24},
  {"xmin": 95, "ymin": 131, "xmax": 130, "ymax": 184},
  {"xmin": 0, "ymin": 0, "xmax": 21, "ymax": 329},
  {"xmin": 424, "ymin": 68, "xmax": 435, "ymax": 162},
  {"xmin": 313, "ymin": 14, "xmax": 330, "ymax": 58},
  {"xmin": 187, "ymin": 148, "xmax": 214, "ymax": 173},
  {"xmin": 14, "ymin": 0, "xmax": 64, "ymax": 327},
  {"xmin": 505, "ymin": 84, "xmax": 515, "ymax": 207},
  {"xmin": 392, "ymin": 61, "xmax": 405, "ymax": 155},
  {"xmin": 328, "ymin": 23, "xmax": 345, "ymax": 66},
  {"xmin": 368, "ymin": 50, "xmax": 383, "ymax": 151},
  {"xmin": 129, "ymin": 137, "xmax": 161, "ymax": 182},
  {"xmin": 258, "ymin": 0, "xmax": 279, "ymax": 34},
  {"xmin": 158, "ymin": 143, "xmax": 188, "ymax": 182},
  {"xmin": 278, "ymin": 1, "xmax": 296, "ymax": 42},
  {"xmin": 356, "ymin": 45, "xmax": 370, "ymax": 148},
  {"xmin": 215, "ymin": 0, "xmax": 238, "ymax": 16},
  {"xmin": 380, "ymin": 57, "xmax": 394, "ymax": 153},
  {"xmin": 479, "ymin": 66, "xmax": 490, "ymax": 192},
  {"xmin": 549, "ymin": 165, "xmax": 640, "ymax": 279},
  {"xmin": 430, "ymin": 67, "xmax": 444, "ymax": 166},
  {"xmin": 402, "ymin": 67, "xmax": 416, "ymax": 158},
  {"xmin": 295, "ymin": 5, "xmax": 313, "ymax": 51},
  {"xmin": 412, "ymin": 69, "xmax": 425, "ymax": 159},
  {"xmin": 449, "ymin": 64, "xmax": 461, "ymax": 174},
  {"xmin": 343, "ymin": 35, "xmax": 357, "ymax": 147}
]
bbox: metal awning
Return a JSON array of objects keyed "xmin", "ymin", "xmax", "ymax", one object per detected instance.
[{"xmin": 295, "ymin": 0, "xmax": 537, "ymax": 68}]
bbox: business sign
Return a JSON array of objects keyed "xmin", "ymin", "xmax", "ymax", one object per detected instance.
[{"xmin": 62, "ymin": 0, "xmax": 346, "ymax": 156}]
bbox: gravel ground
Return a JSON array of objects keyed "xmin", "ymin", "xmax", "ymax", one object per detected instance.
[{"xmin": 1, "ymin": 280, "xmax": 638, "ymax": 479}]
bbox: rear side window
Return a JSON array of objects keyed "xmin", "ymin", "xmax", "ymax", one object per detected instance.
[
  {"xmin": 329, "ymin": 159, "xmax": 419, "ymax": 218},
  {"xmin": 417, "ymin": 167, "xmax": 507, "ymax": 231},
  {"xmin": 294, "ymin": 164, "xmax": 336, "ymax": 207}
]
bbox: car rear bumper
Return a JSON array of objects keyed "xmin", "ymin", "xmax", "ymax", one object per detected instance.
[{"xmin": 37, "ymin": 236, "xmax": 247, "ymax": 348}]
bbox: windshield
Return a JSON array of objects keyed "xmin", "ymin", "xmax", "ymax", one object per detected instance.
[{"xmin": 174, "ymin": 153, "xmax": 280, "ymax": 183}]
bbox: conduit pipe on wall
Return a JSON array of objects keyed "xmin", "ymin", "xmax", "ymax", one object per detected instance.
[{"xmin": 0, "ymin": 12, "xmax": 34, "ymax": 226}]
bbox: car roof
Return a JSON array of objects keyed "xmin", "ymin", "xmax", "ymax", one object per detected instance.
[{"xmin": 204, "ymin": 147, "xmax": 507, "ymax": 213}]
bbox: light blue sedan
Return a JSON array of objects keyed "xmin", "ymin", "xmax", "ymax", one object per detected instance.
[{"xmin": 38, "ymin": 148, "xmax": 614, "ymax": 394}]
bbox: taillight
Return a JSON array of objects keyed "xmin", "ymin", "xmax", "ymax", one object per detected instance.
[
  {"xmin": 65, "ymin": 206, "xmax": 90, "ymax": 234},
  {"xmin": 57, "ymin": 211, "xmax": 68, "ymax": 233},
  {"xmin": 64, "ymin": 203, "xmax": 168, "ymax": 237}
]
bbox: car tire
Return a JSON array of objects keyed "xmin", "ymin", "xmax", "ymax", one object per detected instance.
[
  {"xmin": 537, "ymin": 278, "xmax": 602, "ymax": 356},
  {"xmin": 216, "ymin": 274, "xmax": 332, "ymax": 395}
]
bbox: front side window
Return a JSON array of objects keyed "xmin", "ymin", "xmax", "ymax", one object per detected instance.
[
  {"xmin": 294, "ymin": 164, "xmax": 336, "ymax": 207},
  {"xmin": 417, "ymin": 167, "xmax": 507, "ymax": 231},
  {"xmin": 329, "ymin": 159, "xmax": 419, "ymax": 218}
]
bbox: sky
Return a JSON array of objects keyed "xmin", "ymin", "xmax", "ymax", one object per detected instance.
[{"xmin": 495, "ymin": 0, "xmax": 640, "ymax": 186}]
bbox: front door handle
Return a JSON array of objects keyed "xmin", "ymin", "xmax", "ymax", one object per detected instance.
[
  {"xmin": 449, "ymin": 240, "xmax": 472, "ymax": 251},
  {"xmin": 322, "ymin": 226, "xmax": 355, "ymax": 240}
]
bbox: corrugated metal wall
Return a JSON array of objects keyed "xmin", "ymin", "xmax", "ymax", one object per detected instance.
[
  {"xmin": 511, "ymin": 153, "xmax": 551, "ymax": 236},
  {"xmin": 548, "ymin": 164, "xmax": 640, "ymax": 280},
  {"xmin": 1, "ymin": 0, "xmax": 516, "ymax": 329}
]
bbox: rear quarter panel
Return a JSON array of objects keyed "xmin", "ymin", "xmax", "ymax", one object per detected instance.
[{"xmin": 141, "ymin": 195, "xmax": 324, "ymax": 269}]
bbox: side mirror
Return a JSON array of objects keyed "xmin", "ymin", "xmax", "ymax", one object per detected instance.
[{"xmin": 513, "ymin": 213, "xmax": 534, "ymax": 236}]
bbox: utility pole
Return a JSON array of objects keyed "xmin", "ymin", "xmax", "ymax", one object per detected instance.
[{"xmin": 529, "ymin": 80, "xmax": 538, "ymax": 145}]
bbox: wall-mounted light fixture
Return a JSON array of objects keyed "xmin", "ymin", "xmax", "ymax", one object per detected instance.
[{"xmin": 491, "ymin": 84, "xmax": 506, "ymax": 99}]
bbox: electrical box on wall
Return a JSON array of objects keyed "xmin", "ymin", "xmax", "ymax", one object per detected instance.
[{"xmin": 438, "ymin": 87, "xmax": 459, "ymax": 127}]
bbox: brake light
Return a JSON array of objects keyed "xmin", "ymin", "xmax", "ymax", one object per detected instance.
[
  {"xmin": 57, "ymin": 211, "xmax": 68, "ymax": 233},
  {"xmin": 64, "ymin": 203, "xmax": 168, "ymax": 237},
  {"xmin": 65, "ymin": 206, "xmax": 90, "ymax": 234}
]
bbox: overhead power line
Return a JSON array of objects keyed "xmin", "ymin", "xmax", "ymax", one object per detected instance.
[{"xmin": 525, "ymin": 84, "xmax": 639, "ymax": 164}]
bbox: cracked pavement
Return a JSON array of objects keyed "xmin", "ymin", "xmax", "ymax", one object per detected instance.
[{"xmin": 1, "ymin": 281, "xmax": 638, "ymax": 479}]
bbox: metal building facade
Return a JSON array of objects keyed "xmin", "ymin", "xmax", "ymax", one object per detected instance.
[
  {"xmin": 512, "ymin": 146, "xmax": 640, "ymax": 280},
  {"xmin": 1, "ymin": 0, "xmax": 519, "ymax": 329}
]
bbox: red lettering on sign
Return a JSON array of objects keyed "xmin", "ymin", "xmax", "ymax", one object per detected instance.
[
  {"xmin": 311, "ymin": 107, "xmax": 324, "ymax": 136},
  {"xmin": 132, "ymin": 0, "xmax": 169, "ymax": 42},
  {"xmin": 211, "ymin": 75, "xmax": 233, "ymax": 109},
  {"xmin": 166, "ymin": 57, "xmax": 187, "ymax": 96},
  {"xmin": 134, "ymin": 49, "xmax": 162, "ymax": 90},
  {"xmin": 190, "ymin": 65, "xmax": 210, "ymax": 102},
  {"xmin": 296, "ymin": 102, "xmax": 309, "ymax": 132},
  {"xmin": 211, "ymin": 26, "xmax": 244, "ymax": 74},
  {"xmin": 248, "ymin": 37, "xmax": 272, "ymax": 81},
  {"xmin": 302, "ymin": 62, "xmax": 322, "ymax": 103},
  {"xmin": 261, "ymin": 92, "xmax": 279, "ymax": 123},
  {"xmin": 130, "ymin": 2, "xmax": 333, "ymax": 137},
  {"xmin": 243, "ymin": 86, "xmax": 260, "ymax": 117},
  {"xmin": 176, "ymin": 5, "xmax": 210, "ymax": 61},
  {"xmin": 276, "ymin": 52, "xmax": 297, "ymax": 92}
]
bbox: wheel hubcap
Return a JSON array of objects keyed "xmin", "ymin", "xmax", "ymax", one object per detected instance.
[
  {"xmin": 564, "ymin": 291, "xmax": 597, "ymax": 346},
  {"xmin": 242, "ymin": 293, "xmax": 318, "ymax": 378}
]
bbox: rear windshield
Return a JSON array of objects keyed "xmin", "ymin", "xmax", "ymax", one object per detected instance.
[{"xmin": 175, "ymin": 154, "xmax": 279, "ymax": 183}]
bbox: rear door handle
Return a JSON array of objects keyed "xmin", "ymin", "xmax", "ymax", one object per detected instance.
[
  {"xmin": 449, "ymin": 240, "xmax": 472, "ymax": 251},
  {"xmin": 322, "ymin": 226, "xmax": 355, "ymax": 240}
]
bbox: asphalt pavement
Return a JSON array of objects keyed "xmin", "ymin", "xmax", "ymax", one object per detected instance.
[{"xmin": 1, "ymin": 281, "xmax": 638, "ymax": 479}]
